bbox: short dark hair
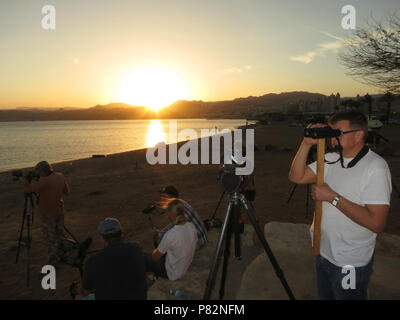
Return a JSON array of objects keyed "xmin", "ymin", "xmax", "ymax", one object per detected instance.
[
  {"xmin": 160, "ymin": 185, "xmax": 179, "ymax": 198},
  {"xmin": 35, "ymin": 161, "xmax": 53, "ymax": 176},
  {"xmin": 328, "ymin": 110, "xmax": 368, "ymax": 140},
  {"xmin": 101, "ymin": 230, "xmax": 122, "ymax": 244}
]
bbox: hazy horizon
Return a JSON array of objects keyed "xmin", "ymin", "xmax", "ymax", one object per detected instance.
[
  {"xmin": 0, "ymin": 90, "xmax": 392, "ymax": 111},
  {"xmin": 1, "ymin": 0, "xmax": 399, "ymax": 109}
]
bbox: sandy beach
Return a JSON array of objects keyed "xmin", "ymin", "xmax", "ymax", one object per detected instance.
[{"xmin": 0, "ymin": 122, "xmax": 399, "ymax": 299}]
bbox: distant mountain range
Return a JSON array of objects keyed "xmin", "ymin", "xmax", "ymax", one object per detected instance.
[{"xmin": 0, "ymin": 91, "xmax": 395, "ymax": 121}]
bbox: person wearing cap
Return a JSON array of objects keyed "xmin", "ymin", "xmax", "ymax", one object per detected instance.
[
  {"xmin": 23, "ymin": 161, "xmax": 69, "ymax": 266},
  {"xmin": 80, "ymin": 218, "xmax": 147, "ymax": 300},
  {"xmin": 156, "ymin": 185, "xmax": 208, "ymax": 249},
  {"xmin": 145, "ymin": 199, "xmax": 197, "ymax": 281}
]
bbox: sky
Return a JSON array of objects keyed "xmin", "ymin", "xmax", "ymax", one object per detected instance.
[{"xmin": 0, "ymin": 0, "xmax": 399, "ymax": 109}]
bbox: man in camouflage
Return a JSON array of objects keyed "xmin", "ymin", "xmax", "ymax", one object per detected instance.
[{"xmin": 23, "ymin": 161, "xmax": 69, "ymax": 266}]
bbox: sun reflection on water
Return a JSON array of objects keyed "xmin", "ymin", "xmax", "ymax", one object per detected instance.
[{"xmin": 146, "ymin": 120, "xmax": 167, "ymax": 147}]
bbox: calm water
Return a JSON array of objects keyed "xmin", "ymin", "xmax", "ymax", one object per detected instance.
[{"xmin": 0, "ymin": 119, "xmax": 253, "ymax": 172}]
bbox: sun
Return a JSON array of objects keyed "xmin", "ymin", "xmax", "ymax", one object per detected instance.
[{"xmin": 118, "ymin": 67, "xmax": 189, "ymax": 111}]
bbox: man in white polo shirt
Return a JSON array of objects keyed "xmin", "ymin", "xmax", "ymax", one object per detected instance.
[
  {"xmin": 289, "ymin": 110, "xmax": 392, "ymax": 299},
  {"xmin": 145, "ymin": 199, "xmax": 197, "ymax": 281}
]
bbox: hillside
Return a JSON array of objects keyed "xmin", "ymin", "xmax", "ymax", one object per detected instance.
[{"xmin": 0, "ymin": 92, "xmax": 326, "ymax": 121}]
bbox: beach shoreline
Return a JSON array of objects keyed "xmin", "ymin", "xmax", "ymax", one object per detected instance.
[{"xmin": 0, "ymin": 120, "xmax": 259, "ymax": 174}]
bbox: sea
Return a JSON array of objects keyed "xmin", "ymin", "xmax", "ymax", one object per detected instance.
[{"xmin": 0, "ymin": 119, "xmax": 254, "ymax": 172}]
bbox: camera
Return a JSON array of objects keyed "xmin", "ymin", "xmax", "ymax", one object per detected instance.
[
  {"xmin": 219, "ymin": 163, "xmax": 245, "ymax": 193},
  {"xmin": 219, "ymin": 157, "xmax": 254, "ymax": 193},
  {"xmin": 142, "ymin": 203, "xmax": 165, "ymax": 215},
  {"xmin": 142, "ymin": 204, "xmax": 156, "ymax": 214},
  {"xmin": 12, "ymin": 170, "xmax": 40, "ymax": 183}
]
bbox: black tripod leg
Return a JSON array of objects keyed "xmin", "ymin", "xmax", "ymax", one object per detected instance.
[
  {"xmin": 16, "ymin": 196, "xmax": 28, "ymax": 264},
  {"xmin": 29, "ymin": 193, "xmax": 35, "ymax": 225},
  {"xmin": 26, "ymin": 195, "xmax": 32, "ymax": 287},
  {"xmin": 233, "ymin": 200, "xmax": 241, "ymax": 259},
  {"xmin": 64, "ymin": 225, "xmax": 79, "ymax": 243},
  {"xmin": 218, "ymin": 205, "xmax": 234, "ymax": 300},
  {"xmin": 287, "ymin": 184, "xmax": 297, "ymax": 203},
  {"xmin": 240, "ymin": 196, "xmax": 296, "ymax": 300},
  {"xmin": 203, "ymin": 201, "xmax": 233, "ymax": 300}
]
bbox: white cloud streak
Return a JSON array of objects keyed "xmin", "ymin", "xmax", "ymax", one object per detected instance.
[{"xmin": 290, "ymin": 31, "xmax": 345, "ymax": 64}]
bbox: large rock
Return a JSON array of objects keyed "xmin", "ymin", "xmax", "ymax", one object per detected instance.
[{"xmin": 237, "ymin": 222, "xmax": 400, "ymax": 300}]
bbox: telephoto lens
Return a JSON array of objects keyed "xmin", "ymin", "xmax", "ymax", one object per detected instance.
[{"xmin": 142, "ymin": 204, "xmax": 156, "ymax": 214}]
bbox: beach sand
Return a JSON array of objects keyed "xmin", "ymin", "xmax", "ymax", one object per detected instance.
[{"xmin": 0, "ymin": 122, "xmax": 399, "ymax": 299}]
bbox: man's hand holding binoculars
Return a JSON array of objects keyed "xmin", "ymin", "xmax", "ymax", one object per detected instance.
[{"xmin": 302, "ymin": 123, "xmax": 327, "ymax": 146}]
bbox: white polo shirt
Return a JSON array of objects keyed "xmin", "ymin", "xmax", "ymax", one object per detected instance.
[
  {"xmin": 157, "ymin": 222, "xmax": 197, "ymax": 280},
  {"xmin": 309, "ymin": 149, "xmax": 392, "ymax": 267}
]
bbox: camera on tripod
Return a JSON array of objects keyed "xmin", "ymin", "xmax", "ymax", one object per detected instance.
[
  {"xmin": 204, "ymin": 159, "xmax": 294, "ymax": 300},
  {"xmin": 219, "ymin": 163, "xmax": 244, "ymax": 194},
  {"xmin": 219, "ymin": 162, "xmax": 255, "ymax": 202},
  {"xmin": 12, "ymin": 170, "xmax": 40, "ymax": 183}
]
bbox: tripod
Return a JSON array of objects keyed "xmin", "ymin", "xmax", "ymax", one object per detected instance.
[
  {"xmin": 287, "ymin": 147, "xmax": 316, "ymax": 218},
  {"xmin": 203, "ymin": 190, "xmax": 295, "ymax": 300},
  {"xmin": 15, "ymin": 192, "xmax": 36, "ymax": 287}
]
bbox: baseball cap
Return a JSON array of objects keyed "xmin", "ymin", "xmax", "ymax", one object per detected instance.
[
  {"xmin": 98, "ymin": 218, "xmax": 121, "ymax": 235},
  {"xmin": 159, "ymin": 185, "xmax": 179, "ymax": 198}
]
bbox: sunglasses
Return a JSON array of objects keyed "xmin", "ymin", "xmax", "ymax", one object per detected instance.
[{"xmin": 338, "ymin": 129, "xmax": 360, "ymax": 137}]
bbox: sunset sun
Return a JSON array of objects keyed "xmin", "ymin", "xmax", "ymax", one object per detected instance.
[{"xmin": 118, "ymin": 67, "xmax": 189, "ymax": 111}]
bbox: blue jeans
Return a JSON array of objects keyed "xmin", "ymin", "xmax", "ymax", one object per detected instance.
[{"xmin": 315, "ymin": 255, "xmax": 374, "ymax": 300}]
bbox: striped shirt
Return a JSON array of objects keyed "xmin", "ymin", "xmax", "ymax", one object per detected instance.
[{"xmin": 182, "ymin": 200, "xmax": 208, "ymax": 247}]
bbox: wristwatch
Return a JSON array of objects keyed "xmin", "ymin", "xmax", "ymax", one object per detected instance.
[{"xmin": 332, "ymin": 194, "xmax": 341, "ymax": 207}]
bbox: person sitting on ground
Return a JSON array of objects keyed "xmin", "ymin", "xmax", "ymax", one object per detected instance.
[
  {"xmin": 145, "ymin": 199, "xmax": 198, "ymax": 281},
  {"xmin": 155, "ymin": 185, "xmax": 207, "ymax": 248},
  {"xmin": 79, "ymin": 218, "xmax": 147, "ymax": 300}
]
